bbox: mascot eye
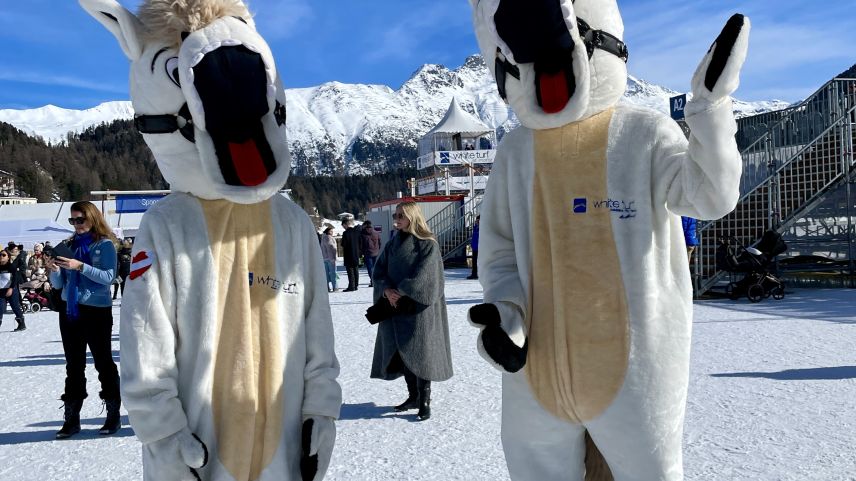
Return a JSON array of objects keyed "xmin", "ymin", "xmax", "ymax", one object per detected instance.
[{"xmin": 165, "ymin": 57, "xmax": 181, "ymax": 87}]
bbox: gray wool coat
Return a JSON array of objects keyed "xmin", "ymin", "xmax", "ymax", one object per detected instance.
[{"xmin": 370, "ymin": 232, "xmax": 453, "ymax": 382}]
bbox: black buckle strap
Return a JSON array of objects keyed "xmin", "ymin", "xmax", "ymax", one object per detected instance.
[
  {"xmin": 134, "ymin": 101, "xmax": 287, "ymax": 142},
  {"xmin": 495, "ymin": 48, "xmax": 521, "ymax": 100},
  {"xmin": 134, "ymin": 103, "xmax": 195, "ymax": 143},
  {"xmin": 577, "ymin": 19, "xmax": 628, "ymax": 63},
  {"xmin": 274, "ymin": 101, "xmax": 286, "ymax": 126}
]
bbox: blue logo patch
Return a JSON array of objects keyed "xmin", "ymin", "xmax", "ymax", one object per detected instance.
[
  {"xmin": 248, "ymin": 272, "xmax": 254, "ymax": 286},
  {"xmin": 440, "ymin": 152, "xmax": 450, "ymax": 164},
  {"xmin": 573, "ymin": 198, "xmax": 587, "ymax": 214}
]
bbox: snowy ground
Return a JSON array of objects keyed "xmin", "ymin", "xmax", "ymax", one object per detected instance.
[{"xmin": 0, "ymin": 268, "xmax": 854, "ymax": 480}]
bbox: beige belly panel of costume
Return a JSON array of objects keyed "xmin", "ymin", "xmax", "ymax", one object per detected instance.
[
  {"xmin": 525, "ymin": 108, "xmax": 630, "ymax": 424},
  {"xmin": 201, "ymin": 199, "xmax": 284, "ymax": 481}
]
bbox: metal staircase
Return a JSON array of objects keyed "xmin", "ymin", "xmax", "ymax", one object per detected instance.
[
  {"xmin": 426, "ymin": 195, "xmax": 483, "ymax": 260},
  {"xmin": 695, "ymin": 78, "xmax": 856, "ymax": 294}
]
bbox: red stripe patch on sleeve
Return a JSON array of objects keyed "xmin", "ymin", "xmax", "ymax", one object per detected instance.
[{"xmin": 129, "ymin": 251, "xmax": 153, "ymax": 280}]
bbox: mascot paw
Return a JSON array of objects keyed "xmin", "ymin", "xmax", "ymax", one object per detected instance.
[
  {"xmin": 144, "ymin": 427, "xmax": 208, "ymax": 481},
  {"xmin": 690, "ymin": 14, "xmax": 751, "ymax": 105},
  {"xmin": 469, "ymin": 303, "xmax": 528, "ymax": 373},
  {"xmin": 365, "ymin": 298, "xmax": 395, "ymax": 324},
  {"xmin": 300, "ymin": 416, "xmax": 336, "ymax": 481}
]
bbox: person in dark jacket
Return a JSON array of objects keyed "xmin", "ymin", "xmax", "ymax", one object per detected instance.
[
  {"xmin": 467, "ymin": 215, "xmax": 480, "ymax": 280},
  {"xmin": 113, "ymin": 238, "xmax": 133, "ymax": 300},
  {"xmin": 359, "ymin": 220, "xmax": 381, "ymax": 287},
  {"xmin": 367, "ymin": 201, "xmax": 452, "ymax": 421},
  {"xmin": 0, "ymin": 249, "xmax": 26, "ymax": 331},
  {"xmin": 8, "ymin": 243, "xmax": 28, "ymax": 287},
  {"xmin": 48, "ymin": 201, "xmax": 120, "ymax": 439},
  {"xmin": 341, "ymin": 218, "xmax": 362, "ymax": 291}
]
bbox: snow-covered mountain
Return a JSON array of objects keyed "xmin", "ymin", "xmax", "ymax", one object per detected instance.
[{"xmin": 0, "ymin": 55, "xmax": 789, "ymax": 175}]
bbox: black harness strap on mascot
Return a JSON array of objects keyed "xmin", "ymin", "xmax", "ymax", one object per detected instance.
[{"xmin": 135, "ymin": 101, "xmax": 287, "ymax": 143}]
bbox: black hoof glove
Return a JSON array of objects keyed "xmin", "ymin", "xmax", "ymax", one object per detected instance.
[
  {"xmin": 469, "ymin": 303, "xmax": 528, "ymax": 373},
  {"xmin": 300, "ymin": 419, "xmax": 318, "ymax": 481},
  {"xmin": 394, "ymin": 296, "xmax": 425, "ymax": 315},
  {"xmin": 365, "ymin": 298, "xmax": 395, "ymax": 324}
]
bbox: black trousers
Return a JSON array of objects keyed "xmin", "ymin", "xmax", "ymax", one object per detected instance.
[
  {"xmin": 112, "ymin": 274, "xmax": 128, "ymax": 299},
  {"xmin": 470, "ymin": 250, "xmax": 479, "ymax": 277},
  {"xmin": 58, "ymin": 303, "xmax": 120, "ymax": 401},
  {"xmin": 345, "ymin": 266, "xmax": 359, "ymax": 290}
]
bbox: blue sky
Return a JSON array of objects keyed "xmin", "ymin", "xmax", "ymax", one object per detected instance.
[{"xmin": 0, "ymin": 0, "xmax": 854, "ymax": 110}]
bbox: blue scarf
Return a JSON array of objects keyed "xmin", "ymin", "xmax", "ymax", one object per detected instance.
[{"xmin": 66, "ymin": 232, "xmax": 94, "ymax": 321}]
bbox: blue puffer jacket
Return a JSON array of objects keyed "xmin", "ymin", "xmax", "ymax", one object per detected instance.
[
  {"xmin": 49, "ymin": 238, "xmax": 117, "ymax": 307},
  {"xmin": 681, "ymin": 216, "xmax": 699, "ymax": 247}
]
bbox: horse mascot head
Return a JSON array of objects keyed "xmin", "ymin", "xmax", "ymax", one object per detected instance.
[{"xmin": 80, "ymin": 0, "xmax": 291, "ymax": 204}]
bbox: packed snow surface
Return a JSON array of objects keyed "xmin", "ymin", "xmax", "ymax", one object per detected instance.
[{"xmin": 0, "ymin": 271, "xmax": 853, "ymax": 480}]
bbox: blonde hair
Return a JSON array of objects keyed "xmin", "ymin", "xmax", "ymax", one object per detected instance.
[
  {"xmin": 69, "ymin": 201, "xmax": 118, "ymax": 243},
  {"xmin": 396, "ymin": 201, "xmax": 435, "ymax": 242},
  {"xmin": 138, "ymin": 0, "xmax": 253, "ymax": 47}
]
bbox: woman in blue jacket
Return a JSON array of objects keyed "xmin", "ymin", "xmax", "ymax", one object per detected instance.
[{"xmin": 48, "ymin": 201, "xmax": 120, "ymax": 439}]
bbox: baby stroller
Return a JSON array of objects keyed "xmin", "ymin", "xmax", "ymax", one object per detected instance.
[
  {"xmin": 716, "ymin": 230, "xmax": 788, "ymax": 303},
  {"xmin": 20, "ymin": 269, "xmax": 52, "ymax": 313}
]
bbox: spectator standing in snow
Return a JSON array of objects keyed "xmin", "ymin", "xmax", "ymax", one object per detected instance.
[
  {"xmin": 367, "ymin": 201, "xmax": 453, "ymax": 421},
  {"xmin": 682, "ymin": 216, "xmax": 699, "ymax": 266},
  {"xmin": 48, "ymin": 201, "xmax": 120, "ymax": 439},
  {"xmin": 0, "ymin": 249, "xmax": 26, "ymax": 332},
  {"xmin": 360, "ymin": 220, "xmax": 381, "ymax": 288},
  {"xmin": 114, "ymin": 238, "xmax": 133, "ymax": 300},
  {"xmin": 320, "ymin": 227, "xmax": 338, "ymax": 292},
  {"xmin": 467, "ymin": 215, "xmax": 480, "ymax": 280},
  {"xmin": 8, "ymin": 243, "xmax": 28, "ymax": 290},
  {"xmin": 342, "ymin": 218, "xmax": 361, "ymax": 291}
]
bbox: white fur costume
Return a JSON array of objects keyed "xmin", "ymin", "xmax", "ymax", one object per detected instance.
[
  {"xmin": 467, "ymin": 1, "xmax": 749, "ymax": 479},
  {"xmin": 80, "ymin": 1, "xmax": 341, "ymax": 480}
]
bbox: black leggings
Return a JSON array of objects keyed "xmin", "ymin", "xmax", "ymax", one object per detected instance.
[
  {"xmin": 58, "ymin": 303, "xmax": 120, "ymax": 401},
  {"xmin": 0, "ymin": 286, "xmax": 24, "ymax": 322}
]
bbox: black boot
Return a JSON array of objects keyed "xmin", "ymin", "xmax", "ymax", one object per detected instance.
[
  {"xmin": 394, "ymin": 373, "xmax": 419, "ymax": 412},
  {"xmin": 56, "ymin": 399, "xmax": 83, "ymax": 439},
  {"xmin": 416, "ymin": 379, "xmax": 431, "ymax": 421},
  {"xmin": 13, "ymin": 317, "xmax": 26, "ymax": 332},
  {"xmin": 99, "ymin": 398, "xmax": 121, "ymax": 435}
]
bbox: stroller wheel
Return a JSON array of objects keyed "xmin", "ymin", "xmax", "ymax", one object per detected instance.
[
  {"xmin": 747, "ymin": 284, "xmax": 765, "ymax": 303},
  {"xmin": 30, "ymin": 303, "xmax": 41, "ymax": 313},
  {"xmin": 771, "ymin": 285, "xmax": 785, "ymax": 300}
]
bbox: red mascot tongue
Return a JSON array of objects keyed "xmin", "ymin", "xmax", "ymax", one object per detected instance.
[
  {"xmin": 228, "ymin": 139, "xmax": 268, "ymax": 186},
  {"xmin": 539, "ymin": 70, "xmax": 571, "ymax": 114}
]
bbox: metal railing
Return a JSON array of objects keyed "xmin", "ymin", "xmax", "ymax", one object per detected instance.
[
  {"xmin": 425, "ymin": 195, "xmax": 483, "ymax": 260},
  {"xmin": 696, "ymin": 78, "xmax": 856, "ymax": 294}
]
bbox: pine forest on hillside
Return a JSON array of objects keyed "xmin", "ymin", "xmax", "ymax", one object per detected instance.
[{"xmin": 0, "ymin": 119, "xmax": 415, "ymax": 218}]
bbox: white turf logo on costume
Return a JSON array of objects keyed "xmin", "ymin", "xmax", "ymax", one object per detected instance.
[
  {"xmin": 249, "ymin": 272, "xmax": 299, "ymax": 294},
  {"xmin": 572, "ymin": 197, "xmax": 637, "ymax": 219}
]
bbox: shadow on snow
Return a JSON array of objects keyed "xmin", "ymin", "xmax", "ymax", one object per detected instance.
[{"xmin": 712, "ymin": 365, "xmax": 856, "ymax": 381}]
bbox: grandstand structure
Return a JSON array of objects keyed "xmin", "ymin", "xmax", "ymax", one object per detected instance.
[{"xmin": 695, "ymin": 65, "xmax": 856, "ymax": 292}]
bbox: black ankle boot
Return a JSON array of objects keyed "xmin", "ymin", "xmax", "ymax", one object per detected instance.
[
  {"xmin": 99, "ymin": 398, "xmax": 122, "ymax": 435},
  {"xmin": 13, "ymin": 317, "xmax": 26, "ymax": 332},
  {"xmin": 416, "ymin": 379, "xmax": 431, "ymax": 421},
  {"xmin": 56, "ymin": 399, "xmax": 83, "ymax": 439},
  {"xmin": 394, "ymin": 372, "xmax": 419, "ymax": 412}
]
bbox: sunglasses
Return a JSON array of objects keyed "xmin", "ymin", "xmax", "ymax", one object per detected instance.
[
  {"xmin": 68, "ymin": 217, "xmax": 87, "ymax": 225},
  {"xmin": 392, "ymin": 213, "xmax": 406, "ymax": 220}
]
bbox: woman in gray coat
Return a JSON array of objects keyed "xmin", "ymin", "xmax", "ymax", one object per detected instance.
[{"xmin": 368, "ymin": 201, "xmax": 452, "ymax": 421}]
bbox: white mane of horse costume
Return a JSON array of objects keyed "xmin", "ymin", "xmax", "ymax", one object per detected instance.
[
  {"xmin": 467, "ymin": 1, "xmax": 749, "ymax": 479},
  {"xmin": 79, "ymin": 1, "xmax": 341, "ymax": 480}
]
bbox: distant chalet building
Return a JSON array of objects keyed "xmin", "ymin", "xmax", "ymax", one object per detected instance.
[{"xmin": 0, "ymin": 170, "xmax": 36, "ymax": 205}]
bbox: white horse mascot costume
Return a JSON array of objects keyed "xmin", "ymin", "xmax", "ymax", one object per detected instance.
[
  {"xmin": 467, "ymin": 1, "xmax": 749, "ymax": 480},
  {"xmin": 79, "ymin": 1, "xmax": 341, "ymax": 480}
]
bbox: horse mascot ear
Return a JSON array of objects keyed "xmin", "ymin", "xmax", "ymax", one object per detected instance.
[{"xmin": 79, "ymin": 0, "xmax": 145, "ymax": 60}]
